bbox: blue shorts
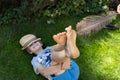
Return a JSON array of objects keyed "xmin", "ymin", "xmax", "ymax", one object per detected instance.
[{"xmin": 52, "ymin": 60, "xmax": 80, "ymax": 80}]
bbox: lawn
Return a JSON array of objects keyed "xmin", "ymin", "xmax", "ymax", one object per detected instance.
[{"xmin": 0, "ymin": 14, "xmax": 120, "ymax": 80}]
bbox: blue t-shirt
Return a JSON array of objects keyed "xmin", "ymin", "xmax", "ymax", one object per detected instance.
[{"xmin": 31, "ymin": 47, "xmax": 52, "ymax": 74}]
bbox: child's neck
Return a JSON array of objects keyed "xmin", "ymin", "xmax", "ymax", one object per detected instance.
[{"xmin": 35, "ymin": 48, "xmax": 43, "ymax": 55}]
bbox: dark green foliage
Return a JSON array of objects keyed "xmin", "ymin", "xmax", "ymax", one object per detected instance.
[
  {"xmin": 0, "ymin": 0, "xmax": 112, "ymax": 25},
  {"xmin": 0, "ymin": 0, "xmax": 29, "ymax": 25}
]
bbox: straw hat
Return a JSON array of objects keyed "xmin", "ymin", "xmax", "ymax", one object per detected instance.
[{"xmin": 19, "ymin": 34, "xmax": 41, "ymax": 50}]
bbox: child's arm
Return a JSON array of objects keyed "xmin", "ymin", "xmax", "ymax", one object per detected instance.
[
  {"xmin": 37, "ymin": 60, "xmax": 71, "ymax": 76},
  {"xmin": 61, "ymin": 58, "xmax": 71, "ymax": 70},
  {"xmin": 117, "ymin": 4, "xmax": 120, "ymax": 14},
  {"xmin": 37, "ymin": 63, "xmax": 62, "ymax": 76}
]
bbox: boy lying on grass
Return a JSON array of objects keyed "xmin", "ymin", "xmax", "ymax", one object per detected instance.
[{"xmin": 19, "ymin": 26, "xmax": 80, "ymax": 80}]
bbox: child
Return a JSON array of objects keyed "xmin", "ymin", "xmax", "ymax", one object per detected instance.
[
  {"xmin": 117, "ymin": 4, "xmax": 120, "ymax": 14},
  {"xmin": 106, "ymin": 4, "xmax": 120, "ymax": 30},
  {"xmin": 19, "ymin": 26, "xmax": 80, "ymax": 80}
]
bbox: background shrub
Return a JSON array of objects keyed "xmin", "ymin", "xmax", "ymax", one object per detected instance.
[{"xmin": 0, "ymin": 0, "xmax": 117, "ymax": 25}]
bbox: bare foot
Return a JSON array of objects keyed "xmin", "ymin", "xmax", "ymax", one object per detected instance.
[
  {"xmin": 65, "ymin": 25, "xmax": 76, "ymax": 44},
  {"xmin": 53, "ymin": 32, "xmax": 67, "ymax": 45},
  {"xmin": 65, "ymin": 25, "xmax": 80, "ymax": 58}
]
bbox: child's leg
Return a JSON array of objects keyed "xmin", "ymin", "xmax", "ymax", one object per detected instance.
[
  {"xmin": 52, "ymin": 32, "xmax": 68, "ymax": 62},
  {"xmin": 51, "ymin": 26, "xmax": 80, "ymax": 62},
  {"xmin": 65, "ymin": 26, "xmax": 80, "ymax": 58},
  {"xmin": 52, "ymin": 50, "xmax": 68, "ymax": 63}
]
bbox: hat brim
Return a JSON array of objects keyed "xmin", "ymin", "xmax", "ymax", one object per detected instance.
[{"xmin": 22, "ymin": 38, "xmax": 41, "ymax": 50}]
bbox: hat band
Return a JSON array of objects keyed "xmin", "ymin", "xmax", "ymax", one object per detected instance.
[{"xmin": 22, "ymin": 37, "xmax": 39, "ymax": 49}]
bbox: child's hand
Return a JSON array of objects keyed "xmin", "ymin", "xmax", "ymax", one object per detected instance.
[
  {"xmin": 61, "ymin": 59, "xmax": 71, "ymax": 70},
  {"xmin": 117, "ymin": 4, "xmax": 120, "ymax": 14}
]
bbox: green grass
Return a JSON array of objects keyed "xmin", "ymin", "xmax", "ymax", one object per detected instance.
[
  {"xmin": 78, "ymin": 29, "xmax": 120, "ymax": 80},
  {"xmin": 0, "ymin": 14, "xmax": 120, "ymax": 80}
]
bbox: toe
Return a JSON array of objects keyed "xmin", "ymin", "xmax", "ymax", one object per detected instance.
[
  {"xmin": 65, "ymin": 25, "xmax": 72, "ymax": 31},
  {"xmin": 53, "ymin": 35, "xmax": 58, "ymax": 41},
  {"xmin": 62, "ymin": 32, "xmax": 66, "ymax": 35},
  {"xmin": 57, "ymin": 33, "xmax": 61, "ymax": 38}
]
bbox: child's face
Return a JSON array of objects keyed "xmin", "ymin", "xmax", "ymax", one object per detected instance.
[
  {"xmin": 27, "ymin": 41, "xmax": 43, "ymax": 54},
  {"xmin": 117, "ymin": 4, "xmax": 120, "ymax": 14}
]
